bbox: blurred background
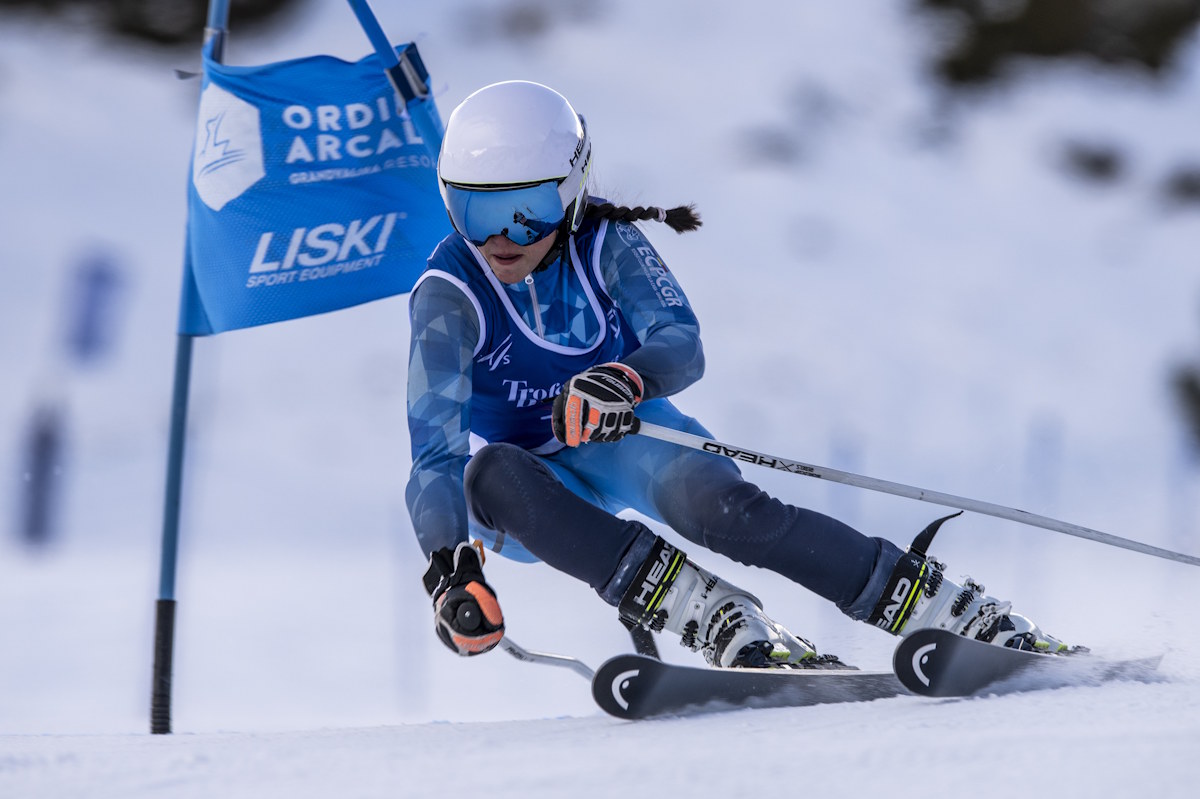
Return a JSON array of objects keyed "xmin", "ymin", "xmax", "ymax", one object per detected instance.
[{"xmin": 1, "ymin": 0, "xmax": 1199, "ymax": 734}]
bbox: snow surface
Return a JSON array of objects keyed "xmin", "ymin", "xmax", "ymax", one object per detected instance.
[{"xmin": 2, "ymin": 1, "xmax": 1200, "ymax": 797}]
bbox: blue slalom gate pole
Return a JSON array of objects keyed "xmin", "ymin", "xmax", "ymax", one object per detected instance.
[
  {"xmin": 150, "ymin": 0, "xmax": 229, "ymax": 737},
  {"xmin": 150, "ymin": 334, "xmax": 194, "ymax": 734},
  {"xmin": 151, "ymin": 0, "xmax": 439, "ymax": 734},
  {"xmin": 345, "ymin": 0, "xmax": 442, "ymax": 148}
]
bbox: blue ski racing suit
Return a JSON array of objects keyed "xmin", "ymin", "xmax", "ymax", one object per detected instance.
[{"xmin": 406, "ymin": 215, "xmax": 903, "ymax": 619}]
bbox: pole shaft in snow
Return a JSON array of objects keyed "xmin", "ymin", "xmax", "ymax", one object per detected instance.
[
  {"xmin": 151, "ymin": 333, "xmax": 194, "ymax": 734},
  {"xmin": 150, "ymin": 0, "xmax": 231, "ymax": 736}
]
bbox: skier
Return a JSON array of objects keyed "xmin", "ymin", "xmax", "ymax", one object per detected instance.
[{"xmin": 409, "ymin": 80, "xmax": 1064, "ymax": 668}]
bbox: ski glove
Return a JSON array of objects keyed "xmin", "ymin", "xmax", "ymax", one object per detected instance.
[
  {"xmin": 422, "ymin": 541, "xmax": 505, "ymax": 657},
  {"xmin": 551, "ymin": 362, "xmax": 644, "ymax": 447}
]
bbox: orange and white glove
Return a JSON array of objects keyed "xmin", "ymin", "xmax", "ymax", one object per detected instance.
[
  {"xmin": 422, "ymin": 541, "xmax": 504, "ymax": 656},
  {"xmin": 551, "ymin": 362, "xmax": 644, "ymax": 447}
]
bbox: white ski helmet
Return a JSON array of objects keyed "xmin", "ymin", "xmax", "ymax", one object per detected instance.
[{"xmin": 437, "ymin": 80, "xmax": 592, "ymax": 246}]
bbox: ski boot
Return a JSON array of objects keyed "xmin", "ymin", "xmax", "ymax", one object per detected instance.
[
  {"xmin": 616, "ymin": 535, "xmax": 836, "ymax": 668},
  {"xmin": 866, "ymin": 513, "xmax": 1069, "ymax": 652}
]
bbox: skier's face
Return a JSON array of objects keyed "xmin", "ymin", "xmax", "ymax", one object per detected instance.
[{"xmin": 479, "ymin": 230, "xmax": 559, "ymax": 284}]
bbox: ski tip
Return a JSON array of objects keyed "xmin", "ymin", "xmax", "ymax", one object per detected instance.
[
  {"xmin": 893, "ymin": 628, "xmax": 1165, "ymax": 698},
  {"xmin": 592, "ymin": 654, "xmax": 662, "ymax": 720}
]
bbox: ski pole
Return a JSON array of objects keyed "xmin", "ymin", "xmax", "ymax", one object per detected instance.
[
  {"xmin": 500, "ymin": 638, "xmax": 594, "ymax": 680},
  {"xmin": 632, "ymin": 419, "xmax": 1200, "ymax": 568}
]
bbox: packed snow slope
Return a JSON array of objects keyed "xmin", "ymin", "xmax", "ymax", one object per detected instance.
[{"xmin": 2, "ymin": 1, "xmax": 1200, "ymax": 797}]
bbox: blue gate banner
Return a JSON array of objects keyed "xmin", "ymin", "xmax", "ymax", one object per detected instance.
[{"xmin": 181, "ymin": 39, "xmax": 449, "ymax": 335}]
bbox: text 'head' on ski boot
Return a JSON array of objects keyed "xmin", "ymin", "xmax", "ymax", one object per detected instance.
[
  {"xmin": 614, "ymin": 535, "xmax": 836, "ymax": 668},
  {"xmin": 863, "ymin": 513, "xmax": 1069, "ymax": 652}
]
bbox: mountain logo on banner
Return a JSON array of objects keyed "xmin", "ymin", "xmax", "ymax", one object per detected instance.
[{"xmin": 193, "ymin": 83, "xmax": 266, "ymax": 211}]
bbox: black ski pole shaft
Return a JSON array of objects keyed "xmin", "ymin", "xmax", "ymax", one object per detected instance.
[{"xmin": 632, "ymin": 419, "xmax": 1200, "ymax": 568}]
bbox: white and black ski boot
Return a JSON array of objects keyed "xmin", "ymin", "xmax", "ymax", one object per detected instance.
[
  {"xmin": 617, "ymin": 536, "xmax": 836, "ymax": 668},
  {"xmin": 867, "ymin": 513, "xmax": 1069, "ymax": 652}
]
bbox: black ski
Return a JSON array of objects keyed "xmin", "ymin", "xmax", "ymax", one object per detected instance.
[
  {"xmin": 893, "ymin": 628, "xmax": 1163, "ymax": 698},
  {"xmin": 590, "ymin": 631, "xmax": 1163, "ymax": 719},
  {"xmin": 592, "ymin": 654, "xmax": 907, "ymax": 720}
]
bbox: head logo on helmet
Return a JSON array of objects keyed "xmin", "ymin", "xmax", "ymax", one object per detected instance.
[{"xmin": 437, "ymin": 81, "xmax": 592, "ymax": 246}]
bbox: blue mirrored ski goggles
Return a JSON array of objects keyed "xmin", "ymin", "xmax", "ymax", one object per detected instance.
[{"xmin": 441, "ymin": 180, "xmax": 567, "ymax": 246}]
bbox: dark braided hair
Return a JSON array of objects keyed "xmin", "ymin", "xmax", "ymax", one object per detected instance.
[
  {"xmin": 583, "ymin": 201, "xmax": 702, "ymax": 234},
  {"xmin": 536, "ymin": 200, "xmax": 701, "ymax": 272}
]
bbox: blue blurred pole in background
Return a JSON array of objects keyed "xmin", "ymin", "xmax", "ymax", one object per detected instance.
[
  {"xmin": 18, "ymin": 250, "xmax": 125, "ymax": 550},
  {"xmin": 18, "ymin": 403, "xmax": 65, "ymax": 549},
  {"xmin": 64, "ymin": 252, "xmax": 125, "ymax": 366}
]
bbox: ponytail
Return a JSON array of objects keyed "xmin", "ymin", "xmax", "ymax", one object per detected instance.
[
  {"xmin": 535, "ymin": 199, "xmax": 701, "ymax": 273},
  {"xmin": 583, "ymin": 201, "xmax": 702, "ymax": 234}
]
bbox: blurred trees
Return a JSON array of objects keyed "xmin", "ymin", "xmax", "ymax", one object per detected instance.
[
  {"xmin": 914, "ymin": 0, "xmax": 1200, "ymax": 85},
  {"xmin": 0, "ymin": 0, "xmax": 301, "ymax": 46}
]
